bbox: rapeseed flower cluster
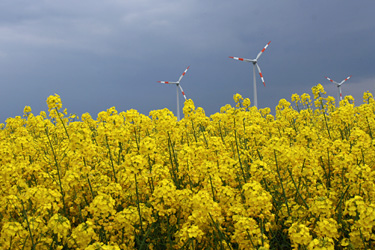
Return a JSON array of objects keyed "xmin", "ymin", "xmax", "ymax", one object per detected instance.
[{"xmin": 1, "ymin": 86, "xmax": 375, "ymax": 249}]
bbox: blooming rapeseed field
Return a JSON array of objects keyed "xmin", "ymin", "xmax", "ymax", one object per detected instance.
[{"xmin": 1, "ymin": 84, "xmax": 375, "ymax": 249}]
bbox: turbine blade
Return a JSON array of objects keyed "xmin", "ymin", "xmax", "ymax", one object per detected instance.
[
  {"xmin": 158, "ymin": 81, "xmax": 178, "ymax": 84},
  {"xmin": 229, "ymin": 56, "xmax": 245, "ymax": 61},
  {"xmin": 325, "ymin": 76, "xmax": 339, "ymax": 85},
  {"xmin": 255, "ymin": 41, "xmax": 271, "ymax": 60},
  {"xmin": 178, "ymin": 66, "xmax": 190, "ymax": 83},
  {"xmin": 178, "ymin": 84, "xmax": 187, "ymax": 100},
  {"xmin": 256, "ymin": 63, "xmax": 266, "ymax": 87},
  {"xmin": 229, "ymin": 56, "xmax": 253, "ymax": 62},
  {"xmin": 339, "ymin": 75, "xmax": 352, "ymax": 85}
]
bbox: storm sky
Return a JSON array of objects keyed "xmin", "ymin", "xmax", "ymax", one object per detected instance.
[{"xmin": 1, "ymin": 0, "xmax": 374, "ymax": 122}]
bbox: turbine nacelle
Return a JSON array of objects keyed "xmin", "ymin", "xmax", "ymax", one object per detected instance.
[
  {"xmin": 228, "ymin": 56, "xmax": 256, "ymax": 63},
  {"xmin": 324, "ymin": 75, "xmax": 352, "ymax": 101},
  {"xmin": 229, "ymin": 41, "xmax": 271, "ymax": 108},
  {"xmin": 229, "ymin": 41, "xmax": 271, "ymax": 88},
  {"xmin": 157, "ymin": 66, "xmax": 190, "ymax": 101},
  {"xmin": 157, "ymin": 66, "xmax": 190, "ymax": 120}
]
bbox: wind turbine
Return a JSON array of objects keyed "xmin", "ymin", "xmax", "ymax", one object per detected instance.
[
  {"xmin": 229, "ymin": 41, "xmax": 271, "ymax": 108},
  {"xmin": 158, "ymin": 66, "xmax": 189, "ymax": 120},
  {"xmin": 325, "ymin": 75, "xmax": 352, "ymax": 101}
]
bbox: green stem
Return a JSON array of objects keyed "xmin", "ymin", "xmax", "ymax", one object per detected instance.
[
  {"xmin": 191, "ymin": 120, "xmax": 198, "ymax": 143},
  {"xmin": 167, "ymin": 132, "xmax": 180, "ymax": 189},
  {"xmin": 366, "ymin": 116, "xmax": 373, "ymax": 139},
  {"xmin": 133, "ymin": 123, "xmax": 140, "ymax": 151},
  {"xmin": 209, "ymin": 175, "xmax": 216, "ymax": 202},
  {"xmin": 208, "ymin": 213, "xmax": 233, "ymax": 250},
  {"xmin": 134, "ymin": 174, "xmax": 144, "ymax": 234},
  {"xmin": 319, "ymin": 95, "xmax": 332, "ymax": 140},
  {"xmin": 274, "ymin": 150, "xmax": 290, "ymax": 216},
  {"xmin": 21, "ymin": 200, "xmax": 36, "ymax": 250},
  {"xmin": 327, "ymin": 149, "xmax": 332, "ymax": 188},
  {"xmin": 245, "ymin": 229, "xmax": 256, "ymax": 249},
  {"xmin": 218, "ymin": 121, "xmax": 225, "ymax": 144},
  {"xmin": 55, "ymin": 108, "xmax": 70, "ymax": 139},
  {"xmin": 234, "ymin": 129, "xmax": 247, "ymax": 183},
  {"xmin": 286, "ymin": 165, "xmax": 309, "ymax": 209},
  {"xmin": 83, "ymin": 157, "xmax": 95, "ymax": 199},
  {"xmin": 105, "ymin": 135, "xmax": 118, "ymax": 183},
  {"xmin": 45, "ymin": 127, "xmax": 67, "ymax": 216}
]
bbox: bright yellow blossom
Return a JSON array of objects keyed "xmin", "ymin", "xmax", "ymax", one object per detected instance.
[{"xmin": 2, "ymin": 87, "xmax": 375, "ymax": 248}]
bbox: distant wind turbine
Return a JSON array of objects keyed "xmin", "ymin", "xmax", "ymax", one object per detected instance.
[
  {"xmin": 325, "ymin": 75, "xmax": 352, "ymax": 101},
  {"xmin": 229, "ymin": 41, "xmax": 271, "ymax": 108},
  {"xmin": 158, "ymin": 66, "xmax": 189, "ymax": 120}
]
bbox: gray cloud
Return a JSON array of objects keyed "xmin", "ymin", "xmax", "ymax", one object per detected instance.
[{"xmin": 0, "ymin": 0, "xmax": 374, "ymax": 122}]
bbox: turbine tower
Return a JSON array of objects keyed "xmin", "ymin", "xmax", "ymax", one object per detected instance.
[
  {"xmin": 325, "ymin": 75, "xmax": 352, "ymax": 101},
  {"xmin": 158, "ymin": 66, "xmax": 189, "ymax": 120},
  {"xmin": 229, "ymin": 41, "xmax": 271, "ymax": 108}
]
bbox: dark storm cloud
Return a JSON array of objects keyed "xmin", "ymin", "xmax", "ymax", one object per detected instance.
[{"xmin": 0, "ymin": 0, "xmax": 375, "ymax": 122}]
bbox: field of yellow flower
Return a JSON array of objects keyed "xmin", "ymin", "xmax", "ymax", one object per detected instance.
[{"xmin": 1, "ymin": 84, "xmax": 375, "ymax": 249}]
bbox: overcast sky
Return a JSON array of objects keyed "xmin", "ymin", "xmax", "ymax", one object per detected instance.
[{"xmin": 1, "ymin": 0, "xmax": 374, "ymax": 122}]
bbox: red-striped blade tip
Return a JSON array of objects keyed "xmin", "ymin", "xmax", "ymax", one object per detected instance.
[
  {"xmin": 229, "ymin": 56, "xmax": 244, "ymax": 61},
  {"xmin": 325, "ymin": 77, "xmax": 334, "ymax": 82},
  {"xmin": 260, "ymin": 41, "xmax": 271, "ymax": 52},
  {"xmin": 258, "ymin": 72, "xmax": 266, "ymax": 87}
]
